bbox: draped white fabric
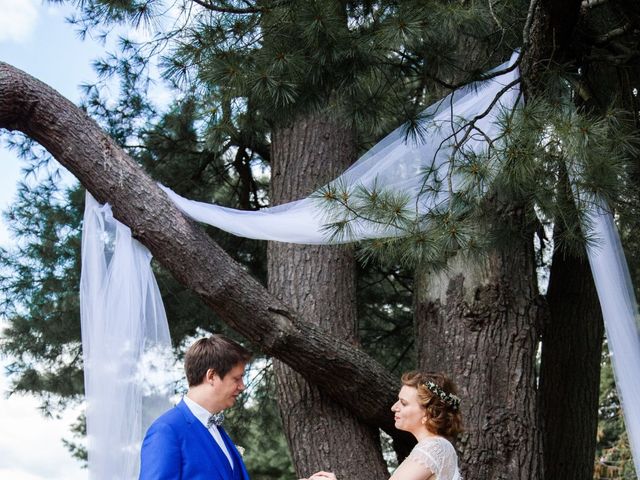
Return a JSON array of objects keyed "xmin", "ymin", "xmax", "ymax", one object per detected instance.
[
  {"xmin": 584, "ymin": 203, "xmax": 640, "ymax": 475},
  {"xmin": 161, "ymin": 55, "xmax": 520, "ymax": 244},
  {"xmin": 80, "ymin": 51, "xmax": 640, "ymax": 477},
  {"xmin": 80, "ymin": 194, "xmax": 173, "ymax": 479}
]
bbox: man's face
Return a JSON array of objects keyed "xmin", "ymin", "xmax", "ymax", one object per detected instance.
[{"xmin": 213, "ymin": 362, "xmax": 246, "ymax": 410}]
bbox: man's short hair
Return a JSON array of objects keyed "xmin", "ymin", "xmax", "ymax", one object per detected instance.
[{"xmin": 184, "ymin": 334, "xmax": 252, "ymax": 386}]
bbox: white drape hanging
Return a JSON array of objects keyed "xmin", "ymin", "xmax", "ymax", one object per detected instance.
[
  {"xmin": 80, "ymin": 195, "xmax": 174, "ymax": 480},
  {"xmin": 584, "ymin": 203, "xmax": 640, "ymax": 474},
  {"xmin": 80, "ymin": 52, "xmax": 640, "ymax": 478},
  {"xmin": 161, "ymin": 56, "xmax": 521, "ymax": 244}
]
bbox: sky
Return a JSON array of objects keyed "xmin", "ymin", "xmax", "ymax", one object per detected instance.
[{"xmin": 0, "ymin": 1, "xmax": 112, "ymax": 478}]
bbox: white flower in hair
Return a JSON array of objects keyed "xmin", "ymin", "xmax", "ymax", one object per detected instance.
[{"xmin": 424, "ymin": 380, "xmax": 461, "ymax": 411}]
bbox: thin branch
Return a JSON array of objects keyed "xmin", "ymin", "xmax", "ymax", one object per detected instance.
[
  {"xmin": 488, "ymin": 0, "xmax": 503, "ymax": 29},
  {"xmin": 585, "ymin": 52, "xmax": 640, "ymax": 66},
  {"xmin": 523, "ymin": 0, "xmax": 539, "ymax": 48},
  {"xmin": 389, "ymin": 49, "xmax": 521, "ymax": 92},
  {"xmin": 190, "ymin": 0, "xmax": 260, "ymax": 14},
  {"xmin": 582, "ymin": 0, "xmax": 607, "ymax": 8},
  {"xmin": 415, "ymin": 77, "xmax": 521, "ymax": 209},
  {"xmin": 594, "ymin": 23, "xmax": 634, "ymax": 46}
]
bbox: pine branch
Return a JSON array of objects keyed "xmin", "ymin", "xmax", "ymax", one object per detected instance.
[
  {"xmin": 190, "ymin": 0, "xmax": 261, "ymax": 14},
  {"xmin": 421, "ymin": 77, "xmax": 521, "ymax": 204},
  {"xmin": 488, "ymin": 0, "xmax": 502, "ymax": 29},
  {"xmin": 585, "ymin": 51, "xmax": 640, "ymax": 65},
  {"xmin": 582, "ymin": 0, "xmax": 607, "ymax": 8},
  {"xmin": 391, "ymin": 48, "xmax": 521, "ymax": 92},
  {"xmin": 594, "ymin": 24, "xmax": 634, "ymax": 46},
  {"xmin": 523, "ymin": 0, "xmax": 539, "ymax": 49}
]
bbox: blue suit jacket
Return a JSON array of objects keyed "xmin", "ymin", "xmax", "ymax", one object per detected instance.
[{"xmin": 139, "ymin": 399, "xmax": 250, "ymax": 480}]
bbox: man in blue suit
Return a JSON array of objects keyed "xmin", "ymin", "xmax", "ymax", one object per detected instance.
[{"xmin": 140, "ymin": 334, "xmax": 252, "ymax": 480}]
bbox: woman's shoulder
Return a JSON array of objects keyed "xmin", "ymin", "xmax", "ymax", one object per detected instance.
[
  {"xmin": 415, "ymin": 435, "xmax": 456, "ymax": 451},
  {"xmin": 410, "ymin": 436, "xmax": 458, "ymax": 465},
  {"xmin": 409, "ymin": 436, "xmax": 460, "ymax": 478}
]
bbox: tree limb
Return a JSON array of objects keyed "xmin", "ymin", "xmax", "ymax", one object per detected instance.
[
  {"xmin": 594, "ymin": 23, "xmax": 634, "ymax": 46},
  {"xmin": 0, "ymin": 61, "xmax": 413, "ymax": 454},
  {"xmin": 191, "ymin": 0, "xmax": 260, "ymax": 14},
  {"xmin": 581, "ymin": 0, "xmax": 607, "ymax": 8}
]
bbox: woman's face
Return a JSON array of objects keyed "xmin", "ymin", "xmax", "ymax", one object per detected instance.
[{"xmin": 391, "ymin": 385, "xmax": 426, "ymax": 434}]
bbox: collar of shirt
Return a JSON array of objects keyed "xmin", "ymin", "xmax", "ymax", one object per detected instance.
[{"xmin": 183, "ymin": 396, "xmax": 219, "ymax": 430}]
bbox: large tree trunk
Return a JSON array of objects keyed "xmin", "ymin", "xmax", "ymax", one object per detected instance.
[
  {"xmin": 412, "ymin": 28, "xmax": 543, "ymax": 479},
  {"xmin": 0, "ymin": 61, "xmax": 413, "ymax": 453},
  {"xmin": 540, "ymin": 239, "xmax": 603, "ymax": 480},
  {"xmin": 269, "ymin": 113, "xmax": 389, "ymax": 479},
  {"xmin": 523, "ymin": 2, "xmax": 610, "ymax": 477},
  {"xmin": 415, "ymin": 239, "xmax": 542, "ymax": 479}
]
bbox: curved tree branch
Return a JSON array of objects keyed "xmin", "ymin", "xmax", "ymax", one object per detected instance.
[
  {"xmin": 191, "ymin": 0, "xmax": 261, "ymax": 14},
  {"xmin": 0, "ymin": 61, "xmax": 413, "ymax": 454}
]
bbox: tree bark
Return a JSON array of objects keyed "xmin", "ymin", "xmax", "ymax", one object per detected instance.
[
  {"xmin": 540, "ymin": 240, "xmax": 603, "ymax": 480},
  {"xmin": 415, "ymin": 239, "xmax": 543, "ymax": 479},
  {"xmin": 520, "ymin": 0, "xmax": 583, "ymax": 95},
  {"xmin": 269, "ymin": 113, "xmax": 389, "ymax": 479},
  {"xmin": 0, "ymin": 61, "xmax": 412, "ymax": 453},
  {"xmin": 412, "ymin": 28, "xmax": 542, "ymax": 480},
  {"xmin": 521, "ymin": 2, "xmax": 604, "ymax": 479}
]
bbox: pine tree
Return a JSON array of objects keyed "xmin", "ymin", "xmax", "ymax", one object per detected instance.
[{"xmin": 2, "ymin": 0, "xmax": 640, "ymax": 478}]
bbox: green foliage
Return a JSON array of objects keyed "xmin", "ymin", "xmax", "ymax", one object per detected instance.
[
  {"xmin": 595, "ymin": 344, "xmax": 638, "ymax": 479},
  {"xmin": 224, "ymin": 362, "xmax": 295, "ymax": 480},
  {"xmin": 318, "ymin": 85, "xmax": 639, "ymax": 270},
  {"xmin": 0, "ymin": 165, "xmax": 84, "ymax": 410},
  {"xmin": 62, "ymin": 413, "xmax": 88, "ymax": 467},
  {"xmin": 357, "ymin": 264, "xmax": 413, "ymax": 374}
]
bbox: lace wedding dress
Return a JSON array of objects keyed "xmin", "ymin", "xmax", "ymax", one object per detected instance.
[{"xmin": 407, "ymin": 436, "xmax": 462, "ymax": 480}]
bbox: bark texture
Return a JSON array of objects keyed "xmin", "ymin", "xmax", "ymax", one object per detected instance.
[
  {"xmin": 269, "ymin": 113, "xmax": 389, "ymax": 479},
  {"xmin": 412, "ymin": 26, "xmax": 541, "ymax": 480},
  {"xmin": 521, "ymin": 3, "xmax": 606, "ymax": 479},
  {"xmin": 520, "ymin": 0, "xmax": 583, "ymax": 95},
  {"xmin": 415, "ymin": 240, "xmax": 542, "ymax": 479},
  {"xmin": 540, "ymin": 245, "xmax": 603, "ymax": 480},
  {"xmin": 0, "ymin": 61, "xmax": 412, "ymax": 452}
]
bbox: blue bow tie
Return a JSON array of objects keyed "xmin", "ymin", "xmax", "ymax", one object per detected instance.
[{"xmin": 207, "ymin": 412, "xmax": 224, "ymax": 428}]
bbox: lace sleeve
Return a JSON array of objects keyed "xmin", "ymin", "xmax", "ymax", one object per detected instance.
[{"xmin": 407, "ymin": 437, "xmax": 460, "ymax": 480}]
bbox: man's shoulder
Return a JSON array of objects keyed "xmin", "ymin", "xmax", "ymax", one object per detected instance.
[{"xmin": 149, "ymin": 402, "xmax": 190, "ymax": 430}]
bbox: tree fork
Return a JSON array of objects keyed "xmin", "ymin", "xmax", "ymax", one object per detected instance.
[
  {"xmin": 0, "ymin": 61, "xmax": 412, "ymax": 453},
  {"xmin": 269, "ymin": 112, "xmax": 390, "ymax": 479},
  {"xmin": 521, "ymin": 2, "xmax": 604, "ymax": 480}
]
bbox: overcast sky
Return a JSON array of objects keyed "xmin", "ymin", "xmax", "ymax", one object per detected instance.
[{"xmin": 0, "ymin": 1, "xmax": 108, "ymax": 478}]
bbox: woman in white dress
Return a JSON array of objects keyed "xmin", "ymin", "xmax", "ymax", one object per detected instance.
[{"xmin": 309, "ymin": 371, "xmax": 463, "ymax": 480}]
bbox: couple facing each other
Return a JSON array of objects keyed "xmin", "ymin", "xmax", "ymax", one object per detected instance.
[{"xmin": 139, "ymin": 335, "xmax": 463, "ymax": 480}]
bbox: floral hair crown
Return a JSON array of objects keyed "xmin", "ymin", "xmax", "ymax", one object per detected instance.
[{"xmin": 423, "ymin": 380, "xmax": 461, "ymax": 411}]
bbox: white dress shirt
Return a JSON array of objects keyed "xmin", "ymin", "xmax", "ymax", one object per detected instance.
[{"xmin": 183, "ymin": 396, "xmax": 234, "ymax": 469}]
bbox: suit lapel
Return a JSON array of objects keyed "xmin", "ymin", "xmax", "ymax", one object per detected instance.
[
  {"xmin": 219, "ymin": 427, "xmax": 250, "ymax": 480},
  {"xmin": 176, "ymin": 400, "xmax": 235, "ymax": 479}
]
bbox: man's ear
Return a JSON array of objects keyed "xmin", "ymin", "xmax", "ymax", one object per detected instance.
[{"xmin": 205, "ymin": 368, "xmax": 217, "ymax": 384}]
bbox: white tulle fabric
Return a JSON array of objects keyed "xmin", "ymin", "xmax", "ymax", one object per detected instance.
[
  {"xmin": 80, "ymin": 195, "xmax": 174, "ymax": 479},
  {"xmin": 408, "ymin": 436, "xmax": 461, "ymax": 480},
  {"xmin": 160, "ymin": 54, "xmax": 520, "ymax": 244},
  {"xmin": 583, "ymin": 203, "xmax": 640, "ymax": 475},
  {"xmin": 80, "ymin": 51, "xmax": 640, "ymax": 477}
]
